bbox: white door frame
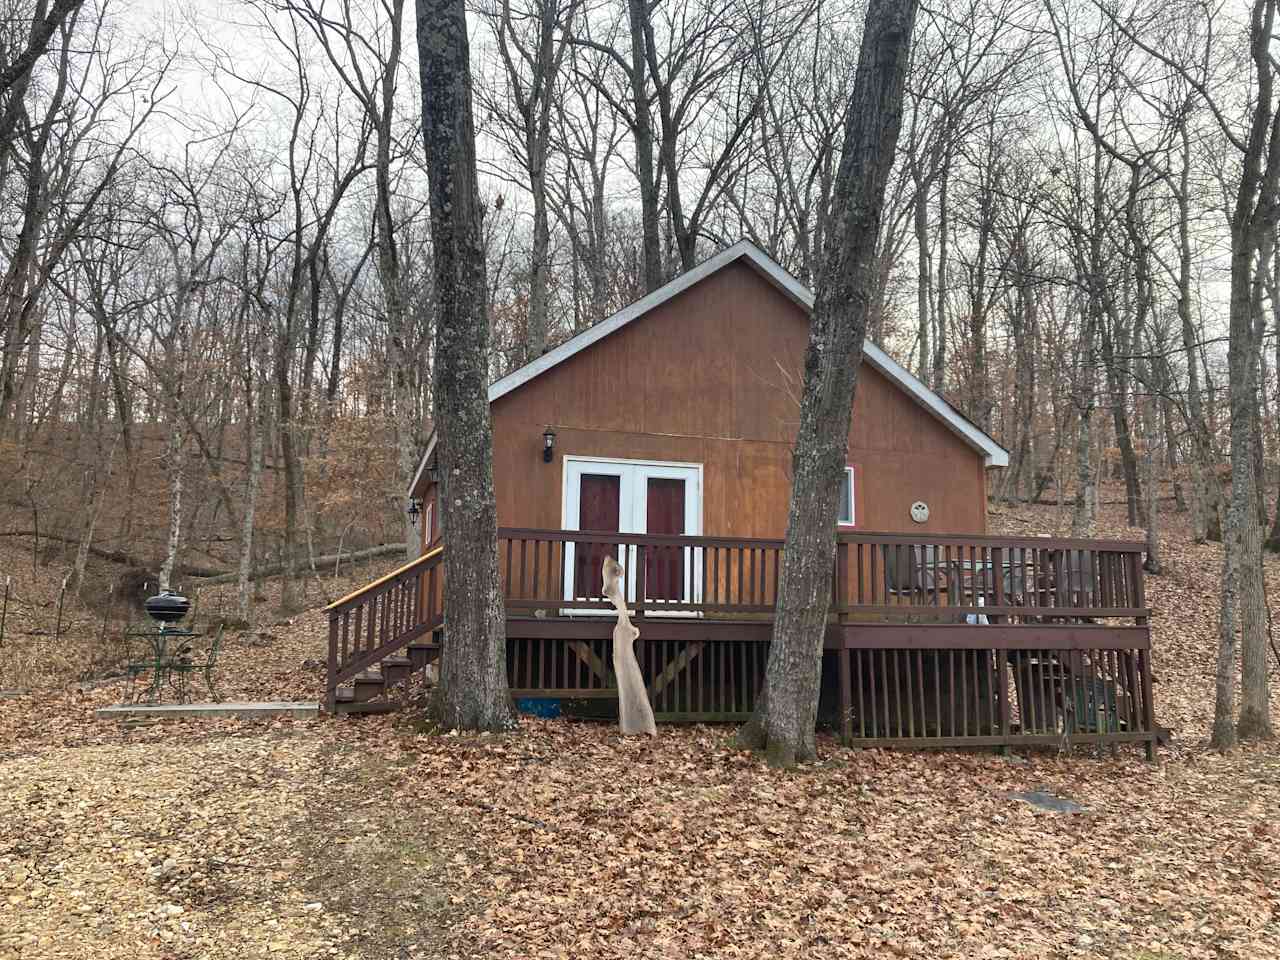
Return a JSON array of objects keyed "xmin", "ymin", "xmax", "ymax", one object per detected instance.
[{"xmin": 561, "ymin": 455, "xmax": 703, "ymax": 614}]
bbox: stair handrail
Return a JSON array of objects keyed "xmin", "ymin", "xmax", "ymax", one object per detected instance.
[
  {"xmin": 325, "ymin": 544, "xmax": 443, "ymax": 614},
  {"xmin": 326, "ymin": 545, "xmax": 444, "ymax": 712}
]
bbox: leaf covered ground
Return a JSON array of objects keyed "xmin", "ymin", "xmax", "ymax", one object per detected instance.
[{"xmin": 1, "ymin": 495, "xmax": 1279, "ymax": 959}]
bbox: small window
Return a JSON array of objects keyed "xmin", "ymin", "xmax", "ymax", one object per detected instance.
[{"xmin": 838, "ymin": 466, "xmax": 856, "ymax": 526}]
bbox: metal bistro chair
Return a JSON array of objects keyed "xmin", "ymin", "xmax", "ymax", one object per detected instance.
[
  {"xmin": 170, "ymin": 624, "xmax": 225, "ymax": 703},
  {"xmin": 123, "ymin": 626, "xmax": 157, "ymax": 704}
]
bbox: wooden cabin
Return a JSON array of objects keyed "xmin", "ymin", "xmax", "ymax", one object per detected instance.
[{"xmin": 327, "ymin": 242, "xmax": 1159, "ymax": 755}]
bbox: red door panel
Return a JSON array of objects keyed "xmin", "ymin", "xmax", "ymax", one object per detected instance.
[
  {"xmin": 574, "ymin": 473, "xmax": 620, "ymax": 599},
  {"xmin": 645, "ymin": 478, "xmax": 685, "ymax": 601}
]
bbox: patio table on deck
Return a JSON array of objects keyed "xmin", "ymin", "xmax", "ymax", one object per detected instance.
[{"xmin": 940, "ymin": 548, "xmax": 1097, "ymax": 618}]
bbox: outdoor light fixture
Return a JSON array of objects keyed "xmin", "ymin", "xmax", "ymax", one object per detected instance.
[
  {"xmin": 407, "ymin": 498, "xmax": 421, "ymax": 522},
  {"xmin": 542, "ymin": 426, "xmax": 556, "ymax": 463}
]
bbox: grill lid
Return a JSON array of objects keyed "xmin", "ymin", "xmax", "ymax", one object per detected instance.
[{"xmin": 144, "ymin": 591, "xmax": 190, "ymax": 624}]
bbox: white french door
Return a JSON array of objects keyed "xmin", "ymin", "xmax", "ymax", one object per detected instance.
[{"xmin": 561, "ymin": 456, "xmax": 702, "ymax": 612}]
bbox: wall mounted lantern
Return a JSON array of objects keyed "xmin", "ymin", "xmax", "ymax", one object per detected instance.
[
  {"xmin": 543, "ymin": 426, "xmax": 556, "ymax": 463},
  {"xmin": 407, "ymin": 498, "xmax": 422, "ymax": 522}
]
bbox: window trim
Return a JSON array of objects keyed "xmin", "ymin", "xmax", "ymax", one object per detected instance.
[{"xmin": 838, "ymin": 465, "xmax": 857, "ymax": 528}]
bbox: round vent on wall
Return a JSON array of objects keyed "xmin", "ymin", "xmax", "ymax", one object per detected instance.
[{"xmin": 910, "ymin": 501, "xmax": 929, "ymax": 524}]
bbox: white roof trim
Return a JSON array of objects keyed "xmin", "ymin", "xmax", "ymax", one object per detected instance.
[
  {"xmin": 409, "ymin": 239, "xmax": 1008, "ymax": 493},
  {"xmin": 409, "ymin": 430, "xmax": 437, "ymax": 497}
]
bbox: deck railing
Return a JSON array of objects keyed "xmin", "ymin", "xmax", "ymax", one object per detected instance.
[
  {"xmin": 494, "ymin": 528, "xmax": 1155, "ymax": 752},
  {"xmin": 834, "ymin": 631, "xmax": 1156, "ymax": 752},
  {"xmin": 324, "ymin": 531, "xmax": 1156, "ymax": 752},
  {"xmin": 497, "ymin": 528, "xmax": 1148, "ymax": 623}
]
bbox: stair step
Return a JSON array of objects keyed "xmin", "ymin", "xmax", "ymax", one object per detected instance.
[
  {"xmin": 407, "ymin": 643, "xmax": 439, "ymax": 669},
  {"xmin": 335, "ymin": 698, "xmax": 401, "ymax": 715},
  {"xmin": 351, "ymin": 673, "xmax": 386, "ymax": 702},
  {"xmin": 381, "ymin": 657, "xmax": 414, "ymax": 684}
]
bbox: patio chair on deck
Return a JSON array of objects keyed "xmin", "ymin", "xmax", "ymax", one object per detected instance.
[{"xmin": 882, "ymin": 544, "xmax": 946, "ymax": 620}]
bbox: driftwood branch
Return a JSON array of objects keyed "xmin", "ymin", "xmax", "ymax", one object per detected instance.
[{"xmin": 603, "ymin": 556, "xmax": 656, "ymax": 737}]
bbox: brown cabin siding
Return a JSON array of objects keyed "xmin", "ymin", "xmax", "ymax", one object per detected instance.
[{"xmin": 427, "ymin": 260, "xmax": 988, "ymax": 546}]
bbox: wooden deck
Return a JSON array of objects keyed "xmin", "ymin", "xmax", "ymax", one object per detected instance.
[{"xmin": 325, "ymin": 529, "xmax": 1157, "ymax": 754}]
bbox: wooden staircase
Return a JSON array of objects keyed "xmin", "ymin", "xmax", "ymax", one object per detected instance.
[{"xmin": 326, "ymin": 546, "xmax": 444, "ymax": 714}]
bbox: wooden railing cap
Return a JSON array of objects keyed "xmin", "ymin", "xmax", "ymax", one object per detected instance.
[
  {"xmin": 325, "ymin": 545, "xmax": 443, "ymax": 614},
  {"xmin": 496, "ymin": 527, "xmax": 1147, "ymax": 553}
]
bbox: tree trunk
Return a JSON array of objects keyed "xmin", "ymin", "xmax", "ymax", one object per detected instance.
[
  {"xmin": 1071, "ymin": 404, "xmax": 1095, "ymax": 537},
  {"xmin": 1143, "ymin": 381, "xmax": 1163, "ymax": 575},
  {"xmin": 1174, "ymin": 123, "xmax": 1222, "ymax": 543},
  {"xmin": 72, "ymin": 433, "xmax": 118, "ymax": 596},
  {"xmin": 930, "ymin": 159, "xmax": 949, "ymax": 389},
  {"xmin": 627, "ymin": 0, "xmax": 662, "ymax": 292},
  {"xmin": 735, "ymin": 0, "xmax": 919, "ymax": 767},
  {"xmin": 1100, "ymin": 316, "xmax": 1145, "ymax": 527},
  {"xmin": 527, "ymin": 172, "xmax": 551, "ymax": 357},
  {"xmin": 196, "ymin": 543, "xmax": 406, "ymax": 586},
  {"xmin": 237, "ymin": 332, "xmax": 268, "ymax": 625},
  {"xmin": 1216, "ymin": 0, "xmax": 1277, "ymax": 747},
  {"xmin": 276, "ymin": 345, "xmax": 304, "ymax": 613},
  {"xmin": 1230, "ymin": 237, "xmax": 1273, "ymax": 742},
  {"xmin": 159, "ymin": 426, "xmax": 185, "ymax": 593},
  {"xmin": 912, "ymin": 168, "xmax": 931, "ymax": 383},
  {"xmin": 417, "ymin": 0, "xmax": 514, "ymax": 732},
  {"xmin": 1266, "ymin": 237, "xmax": 1280, "ymax": 549}
]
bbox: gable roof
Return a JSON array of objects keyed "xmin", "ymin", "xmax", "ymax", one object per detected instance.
[{"xmin": 411, "ymin": 240, "xmax": 1009, "ymax": 494}]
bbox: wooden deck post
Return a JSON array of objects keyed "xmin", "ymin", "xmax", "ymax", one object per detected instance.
[
  {"xmin": 326, "ymin": 615, "xmax": 339, "ymax": 714},
  {"xmin": 991, "ymin": 547, "xmax": 1004, "ymax": 623},
  {"xmin": 636, "ymin": 544, "xmax": 647, "ymax": 619},
  {"xmin": 1129, "ymin": 550, "xmax": 1156, "ymax": 760},
  {"xmin": 839, "ymin": 648, "xmax": 853, "ymax": 744},
  {"xmin": 996, "ymin": 648, "xmax": 1010, "ymax": 751}
]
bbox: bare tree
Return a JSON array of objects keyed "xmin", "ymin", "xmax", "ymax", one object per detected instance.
[
  {"xmin": 0, "ymin": 0, "xmax": 83, "ymax": 101},
  {"xmin": 720, "ymin": 7, "xmax": 858, "ymax": 283},
  {"xmin": 477, "ymin": 0, "xmax": 579, "ymax": 360},
  {"xmin": 1105, "ymin": 0, "xmax": 1278, "ymax": 745},
  {"xmin": 287, "ymin": 0, "xmax": 431, "ymax": 561},
  {"xmin": 549, "ymin": 26, "xmax": 629, "ymax": 327},
  {"xmin": 0, "ymin": 3, "xmax": 169, "ymax": 434}
]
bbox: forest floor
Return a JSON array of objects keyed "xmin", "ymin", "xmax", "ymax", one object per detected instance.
[{"xmin": 1, "ymin": 494, "xmax": 1279, "ymax": 959}]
